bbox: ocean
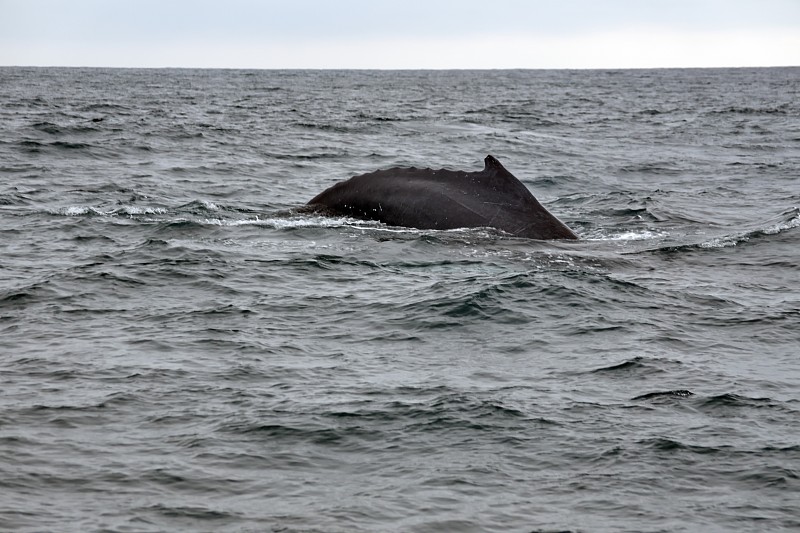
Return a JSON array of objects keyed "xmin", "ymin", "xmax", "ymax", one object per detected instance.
[{"xmin": 1, "ymin": 67, "xmax": 798, "ymax": 532}]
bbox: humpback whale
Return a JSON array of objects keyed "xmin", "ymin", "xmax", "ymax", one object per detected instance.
[{"xmin": 307, "ymin": 155, "xmax": 578, "ymax": 240}]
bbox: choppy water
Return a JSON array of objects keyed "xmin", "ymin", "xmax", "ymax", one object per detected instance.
[{"xmin": 1, "ymin": 67, "xmax": 799, "ymax": 532}]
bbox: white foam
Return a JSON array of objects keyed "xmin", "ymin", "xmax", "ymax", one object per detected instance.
[
  {"xmin": 54, "ymin": 205, "xmax": 167, "ymax": 217},
  {"xmin": 589, "ymin": 230, "xmax": 667, "ymax": 241},
  {"xmin": 201, "ymin": 215, "xmax": 372, "ymax": 229},
  {"xmin": 699, "ymin": 236, "xmax": 743, "ymax": 248},
  {"xmin": 119, "ymin": 206, "xmax": 167, "ymax": 216},
  {"xmin": 60, "ymin": 206, "xmax": 93, "ymax": 216},
  {"xmin": 762, "ymin": 210, "xmax": 800, "ymax": 235}
]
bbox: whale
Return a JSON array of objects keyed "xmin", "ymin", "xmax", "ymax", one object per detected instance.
[{"xmin": 306, "ymin": 155, "xmax": 578, "ymax": 240}]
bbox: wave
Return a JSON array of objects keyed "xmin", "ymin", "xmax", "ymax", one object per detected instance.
[
  {"xmin": 698, "ymin": 208, "xmax": 800, "ymax": 249},
  {"xmin": 220, "ymin": 393, "xmax": 539, "ymax": 444},
  {"xmin": 619, "ymin": 163, "xmax": 683, "ymax": 175},
  {"xmin": 0, "ymin": 279, "xmax": 68, "ymax": 309},
  {"xmin": 631, "ymin": 390, "xmax": 694, "ymax": 401},
  {"xmin": 587, "ymin": 229, "xmax": 668, "ymax": 242},
  {"xmin": 709, "ymin": 104, "xmax": 791, "ymax": 115},
  {"xmin": 697, "ymin": 393, "xmax": 787, "ymax": 411},
  {"xmin": 590, "ymin": 356, "xmax": 684, "ymax": 377},
  {"xmin": 39, "ymin": 199, "xmax": 799, "ymax": 261},
  {"xmin": 51, "ymin": 205, "xmax": 168, "ymax": 217},
  {"xmin": 631, "ymin": 391, "xmax": 798, "ymax": 419},
  {"xmin": 44, "ymin": 201, "xmax": 368, "ymax": 233},
  {"xmin": 635, "ymin": 207, "xmax": 799, "ymax": 254},
  {"xmin": 177, "ymin": 199, "xmax": 221, "ymax": 212},
  {"xmin": 201, "ymin": 214, "xmax": 371, "ymax": 230},
  {"xmin": 0, "ymin": 193, "xmax": 34, "ymax": 206},
  {"xmin": 30, "ymin": 121, "xmax": 102, "ymax": 135},
  {"xmin": 78, "ymin": 102, "xmax": 132, "ymax": 113},
  {"xmin": 44, "ymin": 202, "xmax": 521, "ymax": 240},
  {"xmin": 16, "ymin": 139, "xmax": 94, "ymax": 151}
]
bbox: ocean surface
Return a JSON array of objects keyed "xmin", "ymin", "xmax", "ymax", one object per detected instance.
[{"xmin": 1, "ymin": 67, "xmax": 798, "ymax": 532}]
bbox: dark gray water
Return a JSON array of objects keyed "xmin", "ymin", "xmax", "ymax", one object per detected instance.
[{"xmin": 1, "ymin": 67, "xmax": 799, "ymax": 532}]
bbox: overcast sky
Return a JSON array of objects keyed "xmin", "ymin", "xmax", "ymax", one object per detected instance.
[{"xmin": 2, "ymin": 0, "xmax": 798, "ymax": 69}]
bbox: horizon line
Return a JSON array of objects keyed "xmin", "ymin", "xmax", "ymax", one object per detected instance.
[{"xmin": 2, "ymin": 64, "xmax": 798, "ymax": 71}]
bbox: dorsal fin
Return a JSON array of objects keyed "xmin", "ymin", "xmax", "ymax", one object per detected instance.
[
  {"xmin": 480, "ymin": 154, "xmax": 539, "ymax": 200},
  {"xmin": 483, "ymin": 154, "xmax": 512, "ymax": 177}
]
